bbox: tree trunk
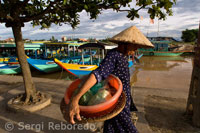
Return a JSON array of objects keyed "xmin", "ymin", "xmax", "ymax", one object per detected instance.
[
  {"xmin": 12, "ymin": 26, "xmax": 37, "ymax": 104},
  {"xmin": 186, "ymin": 24, "xmax": 200, "ymax": 127}
]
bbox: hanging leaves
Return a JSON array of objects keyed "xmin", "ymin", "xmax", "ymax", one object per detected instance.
[{"xmin": 0, "ymin": 0, "xmax": 176, "ymax": 28}]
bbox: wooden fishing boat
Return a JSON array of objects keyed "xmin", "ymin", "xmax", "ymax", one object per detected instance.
[
  {"xmin": 0, "ymin": 64, "xmax": 21, "ymax": 75},
  {"xmin": 27, "ymin": 55, "xmax": 90, "ymax": 73},
  {"xmin": 141, "ymin": 51, "xmax": 183, "ymax": 56},
  {"xmin": 0, "ymin": 43, "xmax": 42, "ymax": 63},
  {"xmin": 0, "ymin": 63, "xmax": 7, "ymax": 67},
  {"xmin": 139, "ymin": 41, "xmax": 184, "ymax": 56},
  {"xmin": 54, "ymin": 58, "xmax": 98, "ymax": 76},
  {"xmin": 0, "ymin": 57, "xmax": 10, "ymax": 63},
  {"xmin": 27, "ymin": 41, "xmax": 87, "ymax": 73},
  {"xmin": 54, "ymin": 42, "xmax": 143, "ymax": 77},
  {"xmin": 27, "ymin": 58, "xmax": 61, "ymax": 73},
  {"xmin": 0, "ymin": 43, "xmax": 42, "ymax": 75}
]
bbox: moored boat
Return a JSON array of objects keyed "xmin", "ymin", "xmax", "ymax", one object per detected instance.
[
  {"xmin": 27, "ymin": 58, "xmax": 61, "ymax": 73},
  {"xmin": 0, "ymin": 64, "xmax": 21, "ymax": 75},
  {"xmin": 0, "ymin": 43, "xmax": 42, "ymax": 75},
  {"xmin": 27, "ymin": 41, "xmax": 86, "ymax": 73},
  {"xmin": 54, "ymin": 42, "xmax": 143, "ymax": 77},
  {"xmin": 139, "ymin": 41, "xmax": 184, "ymax": 56},
  {"xmin": 54, "ymin": 58, "xmax": 98, "ymax": 76}
]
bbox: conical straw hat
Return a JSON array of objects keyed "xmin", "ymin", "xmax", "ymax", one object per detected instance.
[{"xmin": 109, "ymin": 26, "xmax": 154, "ymax": 48}]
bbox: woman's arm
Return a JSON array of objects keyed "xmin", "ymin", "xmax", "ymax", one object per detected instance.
[
  {"xmin": 69, "ymin": 73, "xmax": 97, "ymax": 124},
  {"xmin": 69, "ymin": 50, "xmax": 117, "ymax": 124}
]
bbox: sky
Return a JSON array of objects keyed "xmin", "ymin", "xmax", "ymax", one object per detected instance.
[{"xmin": 0, "ymin": 0, "xmax": 199, "ymax": 41}]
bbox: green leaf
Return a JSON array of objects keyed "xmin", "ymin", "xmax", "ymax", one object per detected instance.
[
  {"xmin": 63, "ymin": 0, "xmax": 67, "ymax": 5},
  {"xmin": 84, "ymin": 5, "xmax": 88, "ymax": 10}
]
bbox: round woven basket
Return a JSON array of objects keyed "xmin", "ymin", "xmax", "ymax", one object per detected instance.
[{"xmin": 60, "ymin": 92, "xmax": 126, "ymax": 123}]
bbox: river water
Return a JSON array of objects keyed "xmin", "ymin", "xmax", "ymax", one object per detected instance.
[
  {"xmin": 130, "ymin": 56, "xmax": 194, "ymax": 92},
  {"xmin": 31, "ymin": 56, "xmax": 194, "ymax": 89}
]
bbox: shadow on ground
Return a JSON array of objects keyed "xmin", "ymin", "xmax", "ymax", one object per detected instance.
[
  {"xmin": 144, "ymin": 95, "xmax": 200, "ymax": 133},
  {"xmin": 0, "ymin": 81, "xmax": 92, "ymax": 133}
]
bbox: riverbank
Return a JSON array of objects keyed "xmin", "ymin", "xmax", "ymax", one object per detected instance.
[{"xmin": 132, "ymin": 56, "xmax": 200, "ymax": 133}]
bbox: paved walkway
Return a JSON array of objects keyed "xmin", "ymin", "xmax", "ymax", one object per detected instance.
[{"xmin": 0, "ymin": 75, "xmax": 153, "ymax": 133}]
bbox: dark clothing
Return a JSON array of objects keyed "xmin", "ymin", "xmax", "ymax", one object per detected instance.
[{"xmin": 92, "ymin": 49, "xmax": 138, "ymax": 133}]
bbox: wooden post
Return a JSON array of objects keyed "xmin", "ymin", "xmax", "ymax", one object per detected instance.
[
  {"xmin": 81, "ymin": 49, "xmax": 84, "ymax": 65},
  {"xmin": 98, "ymin": 49, "xmax": 100, "ymax": 64},
  {"xmin": 73, "ymin": 46, "xmax": 75, "ymax": 57},
  {"xmin": 67, "ymin": 45, "xmax": 70, "ymax": 57},
  {"xmin": 186, "ymin": 23, "xmax": 200, "ymax": 127},
  {"xmin": 90, "ymin": 48, "xmax": 93, "ymax": 65},
  {"xmin": 44, "ymin": 44, "xmax": 47, "ymax": 58},
  {"xmin": 102, "ymin": 49, "xmax": 105, "ymax": 59}
]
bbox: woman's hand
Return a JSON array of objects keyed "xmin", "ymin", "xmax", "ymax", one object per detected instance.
[
  {"xmin": 68, "ymin": 74, "xmax": 97, "ymax": 124},
  {"xmin": 69, "ymin": 96, "xmax": 81, "ymax": 124}
]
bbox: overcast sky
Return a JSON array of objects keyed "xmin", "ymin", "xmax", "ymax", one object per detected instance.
[{"xmin": 0, "ymin": 0, "xmax": 199, "ymax": 41}]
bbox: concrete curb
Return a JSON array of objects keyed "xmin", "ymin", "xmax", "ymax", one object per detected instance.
[{"xmin": 7, "ymin": 93, "xmax": 52, "ymax": 113}]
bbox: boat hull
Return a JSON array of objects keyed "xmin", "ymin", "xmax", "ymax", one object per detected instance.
[
  {"xmin": 54, "ymin": 54, "xmax": 143, "ymax": 76},
  {"xmin": 27, "ymin": 58, "xmax": 61, "ymax": 73},
  {"xmin": 54, "ymin": 58, "xmax": 98, "ymax": 76},
  {"xmin": 141, "ymin": 51, "xmax": 183, "ymax": 56},
  {"xmin": 0, "ymin": 65, "xmax": 21, "ymax": 75}
]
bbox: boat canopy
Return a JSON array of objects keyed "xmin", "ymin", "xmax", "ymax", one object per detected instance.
[
  {"xmin": 78, "ymin": 42, "xmax": 118, "ymax": 50},
  {"xmin": 0, "ymin": 43, "xmax": 43, "ymax": 50},
  {"xmin": 43, "ymin": 41, "xmax": 85, "ymax": 47},
  {"xmin": 78, "ymin": 42, "xmax": 105, "ymax": 50}
]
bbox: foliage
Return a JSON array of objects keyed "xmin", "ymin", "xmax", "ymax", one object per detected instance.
[
  {"xmin": 0, "ymin": 0, "xmax": 176, "ymax": 29},
  {"xmin": 49, "ymin": 36, "xmax": 58, "ymax": 42},
  {"xmin": 181, "ymin": 29, "xmax": 198, "ymax": 42},
  {"xmin": 88, "ymin": 37, "xmax": 97, "ymax": 42}
]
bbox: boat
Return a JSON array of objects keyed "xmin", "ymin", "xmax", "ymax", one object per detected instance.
[
  {"xmin": 0, "ymin": 57, "xmax": 10, "ymax": 64},
  {"xmin": 0, "ymin": 64, "xmax": 21, "ymax": 75},
  {"xmin": 54, "ymin": 42, "xmax": 143, "ymax": 77},
  {"xmin": 0, "ymin": 43, "xmax": 43, "ymax": 75},
  {"xmin": 27, "ymin": 55, "xmax": 91, "ymax": 73},
  {"xmin": 27, "ymin": 41, "xmax": 87, "ymax": 73},
  {"xmin": 54, "ymin": 58, "xmax": 98, "ymax": 76},
  {"xmin": 0, "ymin": 63, "xmax": 7, "ymax": 67},
  {"xmin": 138, "ymin": 41, "xmax": 184, "ymax": 56},
  {"xmin": 27, "ymin": 58, "xmax": 61, "ymax": 73},
  {"xmin": 0, "ymin": 43, "xmax": 43, "ymax": 63}
]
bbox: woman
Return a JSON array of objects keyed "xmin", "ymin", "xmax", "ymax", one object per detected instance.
[{"xmin": 69, "ymin": 26, "xmax": 154, "ymax": 133}]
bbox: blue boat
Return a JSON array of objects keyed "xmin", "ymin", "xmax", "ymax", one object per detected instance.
[
  {"xmin": 0, "ymin": 64, "xmax": 21, "ymax": 75},
  {"xmin": 26, "ymin": 41, "xmax": 87, "ymax": 73},
  {"xmin": 27, "ymin": 58, "xmax": 61, "ymax": 73},
  {"xmin": 0, "ymin": 43, "xmax": 43, "ymax": 75},
  {"xmin": 27, "ymin": 55, "xmax": 91, "ymax": 73}
]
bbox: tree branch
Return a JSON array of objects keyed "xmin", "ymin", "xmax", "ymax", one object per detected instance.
[
  {"xmin": 22, "ymin": 0, "xmax": 30, "ymax": 7},
  {"xmin": 6, "ymin": 15, "xmax": 14, "ymax": 21},
  {"xmin": 21, "ymin": 0, "xmax": 60, "ymax": 22},
  {"xmin": 0, "ymin": 11, "xmax": 14, "ymax": 21},
  {"xmin": 118, "ymin": 9, "xmax": 130, "ymax": 12}
]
